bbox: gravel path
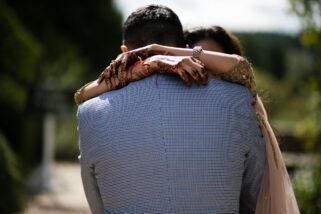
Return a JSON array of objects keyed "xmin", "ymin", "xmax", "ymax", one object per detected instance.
[
  {"xmin": 24, "ymin": 162, "xmax": 90, "ymax": 214},
  {"xmin": 23, "ymin": 153, "xmax": 318, "ymax": 213}
]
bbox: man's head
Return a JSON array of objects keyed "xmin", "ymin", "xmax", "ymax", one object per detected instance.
[{"xmin": 122, "ymin": 4, "xmax": 185, "ymax": 50}]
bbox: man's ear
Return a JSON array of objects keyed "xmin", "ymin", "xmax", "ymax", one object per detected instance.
[{"xmin": 120, "ymin": 45, "xmax": 128, "ymax": 53}]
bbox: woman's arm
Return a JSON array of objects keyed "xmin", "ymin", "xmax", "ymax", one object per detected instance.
[
  {"xmin": 103, "ymin": 43, "xmax": 255, "ymax": 94},
  {"xmin": 74, "ymin": 55, "xmax": 206, "ymax": 105},
  {"xmin": 75, "ymin": 43, "xmax": 256, "ymax": 105},
  {"xmin": 151, "ymin": 44, "xmax": 256, "ymax": 96},
  {"xmin": 74, "ymin": 81, "xmax": 107, "ymax": 106},
  {"xmin": 98, "ymin": 44, "xmax": 242, "ymax": 81},
  {"xmin": 151, "ymin": 44, "xmax": 240, "ymax": 73}
]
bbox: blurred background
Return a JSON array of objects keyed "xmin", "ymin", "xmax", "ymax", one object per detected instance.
[{"xmin": 0, "ymin": 0, "xmax": 320, "ymax": 213}]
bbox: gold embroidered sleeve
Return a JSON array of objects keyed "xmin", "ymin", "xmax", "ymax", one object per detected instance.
[{"xmin": 218, "ymin": 57, "xmax": 257, "ymax": 97}]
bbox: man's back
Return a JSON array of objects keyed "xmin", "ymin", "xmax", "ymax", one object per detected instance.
[{"xmin": 78, "ymin": 74, "xmax": 265, "ymax": 214}]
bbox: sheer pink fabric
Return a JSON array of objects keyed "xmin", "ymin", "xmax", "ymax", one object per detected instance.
[{"xmin": 254, "ymin": 96, "xmax": 300, "ymax": 214}]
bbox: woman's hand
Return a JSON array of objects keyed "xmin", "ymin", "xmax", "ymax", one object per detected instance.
[
  {"xmin": 98, "ymin": 44, "xmax": 165, "ymax": 84},
  {"xmin": 101, "ymin": 55, "xmax": 207, "ymax": 87},
  {"xmin": 142, "ymin": 55, "xmax": 208, "ymax": 85}
]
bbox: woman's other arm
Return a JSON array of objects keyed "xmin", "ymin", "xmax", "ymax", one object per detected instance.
[
  {"xmin": 74, "ymin": 55, "xmax": 206, "ymax": 105},
  {"xmin": 152, "ymin": 44, "xmax": 256, "ymax": 96}
]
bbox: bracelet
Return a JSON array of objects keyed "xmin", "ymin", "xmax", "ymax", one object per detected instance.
[
  {"xmin": 74, "ymin": 81, "xmax": 92, "ymax": 105},
  {"xmin": 192, "ymin": 46, "xmax": 203, "ymax": 60}
]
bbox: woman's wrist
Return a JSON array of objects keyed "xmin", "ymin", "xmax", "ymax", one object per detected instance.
[
  {"xmin": 149, "ymin": 44, "xmax": 165, "ymax": 54},
  {"xmin": 74, "ymin": 81, "xmax": 95, "ymax": 105}
]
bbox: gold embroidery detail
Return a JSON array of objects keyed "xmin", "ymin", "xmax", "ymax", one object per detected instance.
[{"xmin": 219, "ymin": 57, "xmax": 257, "ymax": 98}]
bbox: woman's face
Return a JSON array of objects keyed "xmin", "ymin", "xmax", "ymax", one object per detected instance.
[{"xmin": 192, "ymin": 39, "xmax": 224, "ymax": 53}]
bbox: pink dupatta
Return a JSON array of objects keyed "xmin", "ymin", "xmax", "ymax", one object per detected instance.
[{"xmin": 254, "ymin": 96, "xmax": 300, "ymax": 214}]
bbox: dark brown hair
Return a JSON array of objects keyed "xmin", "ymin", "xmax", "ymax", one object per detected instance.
[
  {"xmin": 123, "ymin": 4, "xmax": 185, "ymax": 49},
  {"xmin": 185, "ymin": 26, "xmax": 243, "ymax": 55}
]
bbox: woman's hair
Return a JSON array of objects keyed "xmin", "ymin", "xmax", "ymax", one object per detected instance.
[{"xmin": 185, "ymin": 26, "xmax": 243, "ymax": 56}]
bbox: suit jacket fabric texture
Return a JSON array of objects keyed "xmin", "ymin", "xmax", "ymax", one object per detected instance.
[{"xmin": 77, "ymin": 74, "xmax": 266, "ymax": 214}]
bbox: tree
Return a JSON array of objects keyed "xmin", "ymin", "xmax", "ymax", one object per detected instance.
[
  {"xmin": 0, "ymin": 0, "xmax": 123, "ymax": 172},
  {"xmin": 290, "ymin": 1, "xmax": 321, "ymax": 213},
  {"xmin": 290, "ymin": 0, "xmax": 321, "ymax": 151},
  {"xmin": 0, "ymin": 0, "xmax": 43, "ymax": 166},
  {"xmin": 5, "ymin": 0, "xmax": 123, "ymax": 84},
  {"xmin": 0, "ymin": 132, "xmax": 26, "ymax": 213}
]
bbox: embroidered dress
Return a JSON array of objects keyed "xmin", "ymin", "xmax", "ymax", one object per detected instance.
[{"xmin": 226, "ymin": 57, "xmax": 300, "ymax": 214}]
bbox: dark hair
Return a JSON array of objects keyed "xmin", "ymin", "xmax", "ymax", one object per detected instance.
[
  {"xmin": 123, "ymin": 4, "xmax": 185, "ymax": 49},
  {"xmin": 185, "ymin": 26, "xmax": 243, "ymax": 55}
]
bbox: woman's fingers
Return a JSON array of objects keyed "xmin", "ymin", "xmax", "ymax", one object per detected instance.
[
  {"xmin": 120, "ymin": 54, "xmax": 129, "ymax": 84},
  {"xmin": 104, "ymin": 54, "xmax": 208, "ymax": 88},
  {"xmin": 176, "ymin": 67, "xmax": 191, "ymax": 86},
  {"xmin": 98, "ymin": 64, "xmax": 112, "ymax": 83},
  {"xmin": 181, "ymin": 62, "xmax": 202, "ymax": 84},
  {"xmin": 104, "ymin": 78, "xmax": 112, "ymax": 90},
  {"xmin": 111, "ymin": 60, "xmax": 120, "ymax": 77},
  {"xmin": 201, "ymin": 67, "xmax": 208, "ymax": 85},
  {"xmin": 103, "ymin": 62, "xmax": 113, "ymax": 79},
  {"xmin": 179, "ymin": 57, "xmax": 206, "ymax": 85},
  {"xmin": 106, "ymin": 76, "xmax": 121, "ymax": 91},
  {"xmin": 189, "ymin": 57, "xmax": 208, "ymax": 84},
  {"xmin": 110, "ymin": 76, "xmax": 118, "ymax": 89}
]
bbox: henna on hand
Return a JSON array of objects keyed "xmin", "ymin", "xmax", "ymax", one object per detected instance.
[
  {"xmin": 98, "ymin": 44, "xmax": 170, "ymax": 83},
  {"xmin": 96, "ymin": 46, "xmax": 209, "ymax": 96},
  {"xmin": 142, "ymin": 55, "xmax": 208, "ymax": 85},
  {"xmin": 123, "ymin": 55, "xmax": 208, "ymax": 86}
]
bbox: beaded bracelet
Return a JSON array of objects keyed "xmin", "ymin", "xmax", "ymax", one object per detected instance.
[{"xmin": 192, "ymin": 46, "xmax": 203, "ymax": 60}]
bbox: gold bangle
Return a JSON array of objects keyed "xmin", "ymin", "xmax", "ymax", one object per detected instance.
[
  {"xmin": 74, "ymin": 82, "xmax": 92, "ymax": 105},
  {"xmin": 192, "ymin": 46, "xmax": 203, "ymax": 60}
]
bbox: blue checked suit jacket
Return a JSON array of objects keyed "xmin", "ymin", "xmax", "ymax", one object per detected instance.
[{"xmin": 77, "ymin": 74, "xmax": 266, "ymax": 214}]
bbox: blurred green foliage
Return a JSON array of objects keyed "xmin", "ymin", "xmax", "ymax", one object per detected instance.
[
  {"xmin": 55, "ymin": 117, "xmax": 79, "ymax": 161},
  {"xmin": 0, "ymin": 0, "xmax": 122, "ymax": 212},
  {"xmin": 0, "ymin": 0, "xmax": 43, "ymax": 168},
  {"xmin": 0, "ymin": 132, "xmax": 26, "ymax": 213},
  {"xmin": 289, "ymin": 0, "xmax": 321, "ymax": 213},
  {"xmin": 290, "ymin": 0, "xmax": 321, "ymax": 152},
  {"xmin": 236, "ymin": 32, "xmax": 301, "ymax": 78},
  {"xmin": 0, "ymin": 3, "xmax": 42, "ymax": 110},
  {"xmin": 293, "ymin": 163, "xmax": 321, "ymax": 214},
  {"xmin": 234, "ymin": 33, "xmax": 314, "ymax": 123},
  {"xmin": 0, "ymin": 0, "xmax": 122, "ymax": 163},
  {"xmin": 6, "ymin": 0, "xmax": 123, "ymax": 84}
]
